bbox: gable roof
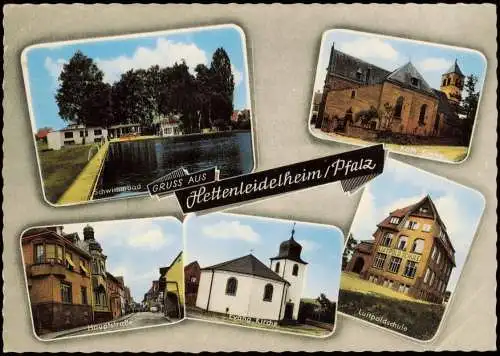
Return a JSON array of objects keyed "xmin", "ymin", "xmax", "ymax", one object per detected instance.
[
  {"xmin": 386, "ymin": 62, "xmax": 436, "ymax": 97},
  {"xmin": 330, "ymin": 48, "xmax": 391, "ymax": 85},
  {"xmin": 378, "ymin": 195, "xmax": 456, "ymax": 264},
  {"xmin": 201, "ymin": 254, "xmax": 290, "ymax": 284}
]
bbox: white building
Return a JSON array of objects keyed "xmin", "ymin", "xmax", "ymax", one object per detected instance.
[
  {"xmin": 154, "ymin": 114, "xmax": 182, "ymax": 137},
  {"xmin": 107, "ymin": 123, "xmax": 142, "ymax": 139},
  {"xmin": 196, "ymin": 229, "xmax": 308, "ymax": 322},
  {"xmin": 47, "ymin": 124, "xmax": 107, "ymax": 150}
]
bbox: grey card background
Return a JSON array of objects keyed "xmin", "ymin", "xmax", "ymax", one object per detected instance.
[{"xmin": 3, "ymin": 4, "xmax": 497, "ymax": 352}]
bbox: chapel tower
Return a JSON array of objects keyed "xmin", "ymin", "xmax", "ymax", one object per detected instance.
[
  {"xmin": 269, "ymin": 223, "xmax": 308, "ymax": 321},
  {"xmin": 440, "ymin": 59, "xmax": 465, "ymax": 107}
]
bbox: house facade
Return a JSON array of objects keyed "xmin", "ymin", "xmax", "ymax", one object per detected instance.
[
  {"xmin": 22, "ymin": 226, "xmax": 93, "ymax": 334},
  {"xmin": 345, "ymin": 196, "xmax": 455, "ymax": 304},
  {"xmin": 195, "ymin": 229, "xmax": 308, "ymax": 323},
  {"xmin": 47, "ymin": 124, "xmax": 108, "ymax": 150},
  {"xmin": 106, "ymin": 272, "xmax": 125, "ymax": 319},
  {"xmin": 159, "ymin": 251, "xmax": 185, "ymax": 319},
  {"xmin": 184, "ymin": 261, "xmax": 201, "ymax": 306},
  {"xmin": 315, "ymin": 44, "xmax": 465, "ymax": 140},
  {"xmin": 76, "ymin": 225, "xmax": 113, "ymax": 323}
]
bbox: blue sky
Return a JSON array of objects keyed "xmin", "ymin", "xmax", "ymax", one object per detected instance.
[
  {"xmin": 62, "ymin": 217, "xmax": 183, "ymax": 302},
  {"xmin": 313, "ymin": 29, "xmax": 487, "ymax": 94},
  {"xmin": 349, "ymin": 158, "xmax": 485, "ymax": 292},
  {"xmin": 23, "ymin": 25, "xmax": 250, "ymax": 132},
  {"xmin": 184, "ymin": 213, "xmax": 344, "ymax": 302}
]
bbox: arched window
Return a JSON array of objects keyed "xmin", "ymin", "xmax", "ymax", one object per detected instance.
[
  {"xmin": 411, "ymin": 239, "xmax": 425, "ymax": 254},
  {"xmin": 292, "ymin": 264, "xmax": 299, "ymax": 276},
  {"xmin": 447, "ymin": 78, "xmax": 451, "ymax": 86},
  {"xmin": 351, "ymin": 90, "xmax": 356, "ymax": 99},
  {"xmin": 275, "ymin": 262, "xmax": 280, "ymax": 273},
  {"xmin": 419, "ymin": 104, "xmax": 427, "ymax": 125},
  {"xmin": 397, "ymin": 235, "xmax": 408, "ymax": 250},
  {"xmin": 442, "ymin": 79, "xmax": 447, "ymax": 86},
  {"xmin": 263, "ymin": 284, "xmax": 273, "ymax": 302},
  {"xmin": 394, "ymin": 96, "xmax": 404, "ymax": 119},
  {"xmin": 225, "ymin": 277, "xmax": 238, "ymax": 296}
]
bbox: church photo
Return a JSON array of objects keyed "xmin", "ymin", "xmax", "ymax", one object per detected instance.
[
  {"xmin": 309, "ymin": 29, "xmax": 486, "ymax": 163},
  {"xmin": 338, "ymin": 159, "xmax": 485, "ymax": 341},
  {"xmin": 183, "ymin": 213, "xmax": 344, "ymax": 337}
]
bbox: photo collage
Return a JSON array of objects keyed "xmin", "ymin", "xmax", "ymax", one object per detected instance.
[{"xmin": 15, "ymin": 19, "xmax": 488, "ymax": 345}]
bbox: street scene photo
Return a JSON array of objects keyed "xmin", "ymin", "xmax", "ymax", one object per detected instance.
[
  {"xmin": 184, "ymin": 213, "xmax": 343, "ymax": 337},
  {"xmin": 309, "ymin": 29, "xmax": 486, "ymax": 163},
  {"xmin": 22, "ymin": 24, "xmax": 254, "ymax": 205},
  {"xmin": 338, "ymin": 159, "xmax": 485, "ymax": 340},
  {"xmin": 20, "ymin": 217, "xmax": 184, "ymax": 340}
]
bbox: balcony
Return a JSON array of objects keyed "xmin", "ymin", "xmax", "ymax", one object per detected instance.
[{"xmin": 30, "ymin": 262, "xmax": 66, "ymax": 278}]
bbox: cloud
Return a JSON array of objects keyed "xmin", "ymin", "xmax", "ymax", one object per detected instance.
[
  {"xmin": 417, "ymin": 57, "xmax": 452, "ymax": 72},
  {"xmin": 337, "ymin": 37, "xmax": 400, "ymax": 64},
  {"xmin": 127, "ymin": 229, "xmax": 172, "ymax": 249},
  {"xmin": 202, "ymin": 220, "xmax": 260, "ymax": 243},
  {"xmin": 44, "ymin": 57, "xmax": 66, "ymax": 87},
  {"xmin": 96, "ymin": 38, "xmax": 208, "ymax": 83},
  {"xmin": 297, "ymin": 239, "xmax": 320, "ymax": 252},
  {"xmin": 231, "ymin": 64, "xmax": 243, "ymax": 87}
]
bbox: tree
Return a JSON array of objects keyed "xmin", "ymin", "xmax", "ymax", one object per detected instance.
[
  {"xmin": 355, "ymin": 106, "xmax": 379, "ymax": 127},
  {"xmin": 55, "ymin": 51, "xmax": 106, "ymax": 125},
  {"xmin": 461, "ymin": 74, "xmax": 480, "ymax": 145},
  {"xmin": 315, "ymin": 294, "xmax": 336, "ymax": 323},
  {"xmin": 379, "ymin": 102, "xmax": 395, "ymax": 131},
  {"xmin": 81, "ymin": 82, "xmax": 114, "ymax": 128},
  {"xmin": 342, "ymin": 233, "xmax": 358, "ymax": 270},
  {"xmin": 209, "ymin": 48, "xmax": 235, "ymax": 126},
  {"xmin": 112, "ymin": 69, "xmax": 157, "ymax": 128}
]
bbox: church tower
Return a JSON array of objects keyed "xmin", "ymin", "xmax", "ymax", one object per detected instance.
[
  {"xmin": 440, "ymin": 59, "xmax": 465, "ymax": 107},
  {"xmin": 269, "ymin": 223, "xmax": 308, "ymax": 321}
]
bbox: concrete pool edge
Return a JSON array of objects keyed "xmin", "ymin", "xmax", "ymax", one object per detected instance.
[{"xmin": 57, "ymin": 141, "xmax": 110, "ymax": 205}]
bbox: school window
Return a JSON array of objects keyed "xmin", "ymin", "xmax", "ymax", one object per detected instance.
[
  {"xmin": 424, "ymin": 268, "xmax": 431, "ymax": 283},
  {"xmin": 64, "ymin": 132, "xmax": 73, "ymax": 139},
  {"xmin": 45, "ymin": 244, "xmax": 56, "ymax": 262},
  {"xmin": 407, "ymin": 221, "xmax": 419, "ymax": 230},
  {"xmin": 429, "ymin": 271, "xmax": 435, "ymax": 286},
  {"xmin": 403, "ymin": 261, "xmax": 418, "ymax": 278},
  {"xmin": 263, "ymin": 284, "xmax": 273, "ymax": 302},
  {"xmin": 225, "ymin": 277, "xmax": 238, "ymax": 296},
  {"xmin": 422, "ymin": 224, "xmax": 432, "ymax": 232},
  {"xmin": 292, "ymin": 264, "xmax": 299, "ymax": 276},
  {"xmin": 436, "ymin": 250, "xmax": 441, "ymax": 265},
  {"xmin": 411, "ymin": 239, "xmax": 425, "ymax": 254},
  {"xmin": 275, "ymin": 262, "xmax": 280, "ymax": 274},
  {"xmin": 397, "ymin": 236, "xmax": 408, "ymax": 250},
  {"xmin": 35, "ymin": 244, "xmax": 45, "ymax": 263},
  {"xmin": 381, "ymin": 232, "xmax": 393, "ymax": 247},
  {"xmin": 431, "ymin": 246, "xmax": 437, "ymax": 260},
  {"xmin": 61, "ymin": 282, "xmax": 72, "ymax": 304},
  {"xmin": 81, "ymin": 287, "xmax": 88, "ymax": 305},
  {"xmin": 372, "ymin": 253, "xmax": 387, "ymax": 269},
  {"xmin": 394, "ymin": 96, "xmax": 404, "ymax": 119},
  {"xmin": 350, "ymin": 90, "xmax": 356, "ymax": 99},
  {"xmin": 390, "ymin": 217, "xmax": 400, "ymax": 225},
  {"xmin": 419, "ymin": 104, "xmax": 427, "ymax": 125},
  {"xmin": 388, "ymin": 257, "xmax": 402, "ymax": 274}
]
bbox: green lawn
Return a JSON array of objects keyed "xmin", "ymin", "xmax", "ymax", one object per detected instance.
[
  {"xmin": 341, "ymin": 272, "xmax": 430, "ymax": 304},
  {"xmin": 37, "ymin": 142, "xmax": 97, "ymax": 204}
]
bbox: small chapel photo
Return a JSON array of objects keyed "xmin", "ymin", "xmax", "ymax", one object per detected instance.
[{"xmin": 183, "ymin": 213, "xmax": 344, "ymax": 337}]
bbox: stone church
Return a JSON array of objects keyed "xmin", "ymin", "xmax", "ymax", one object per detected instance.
[{"xmin": 315, "ymin": 43, "xmax": 465, "ymax": 140}]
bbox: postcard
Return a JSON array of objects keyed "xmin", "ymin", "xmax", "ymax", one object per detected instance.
[
  {"xmin": 21, "ymin": 24, "xmax": 255, "ymax": 206},
  {"xmin": 20, "ymin": 217, "xmax": 184, "ymax": 341},
  {"xmin": 338, "ymin": 158, "xmax": 485, "ymax": 341},
  {"xmin": 183, "ymin": 213, "xmax": 344, "ymax": 338},
  {"xmin": 309, "ymin": 29, "xmax": 486, "ymax": 164}
]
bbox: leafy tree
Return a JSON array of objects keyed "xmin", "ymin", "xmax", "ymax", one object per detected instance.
[
  {"xmin": 355, "ymin": 106, "xmax": 379, "ymax": 127},
  {"xmin": 315, "ymin": 294, "xmax": 336, "ymax": 323},
  {"xmin": 209, "ymin": 48, "xmax": 235, "ymax": 126},
  {"xmin": 379, "ymin": 102, "xmax": 395, "ymax": 130},
  {"xmin": 112, "ymin": 69, "xmax": 156, "ymax": 127},
  {"xmin": 81, "ymin": 82, "xmax": 114, "ymax": 128},
  {"xmin": 342, "ymin": 233, "xmax": 358, "ymax": 270},
  {"xmin": 461, "ymin": 74, "xmax": 480, "ymax": 145},
  {"xmin": 55, "ymin": 51, "xmax": 106, "ymax": 125}
]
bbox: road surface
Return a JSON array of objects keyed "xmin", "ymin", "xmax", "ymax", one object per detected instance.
[{"xmin": 45, "ymin": 312, "xmax": 175, "ymax": 339}]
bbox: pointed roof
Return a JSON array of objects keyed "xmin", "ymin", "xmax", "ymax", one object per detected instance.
[
  {"xmin": 377, "ymin": 195, "xmax": 456, "ymax": 265},
  {"xmin": 444, "ymin": 59, "xmax": 464, "ymax": 77},
  {"xmin": 269, "ymin": 223, "xmax": 308, "ymax": 264},
  {"xmin": 201, "ymin": 254, "xmax": 290, "ymax": 284},
  {"xmin": 386, "ymin": 62, "xmax": 436, "ymax": 97}
]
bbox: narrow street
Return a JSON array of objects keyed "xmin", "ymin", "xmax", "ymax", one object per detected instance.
[{"xmin": 43, "ymin": 312, "xmax": 175, "ymax": 339}]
